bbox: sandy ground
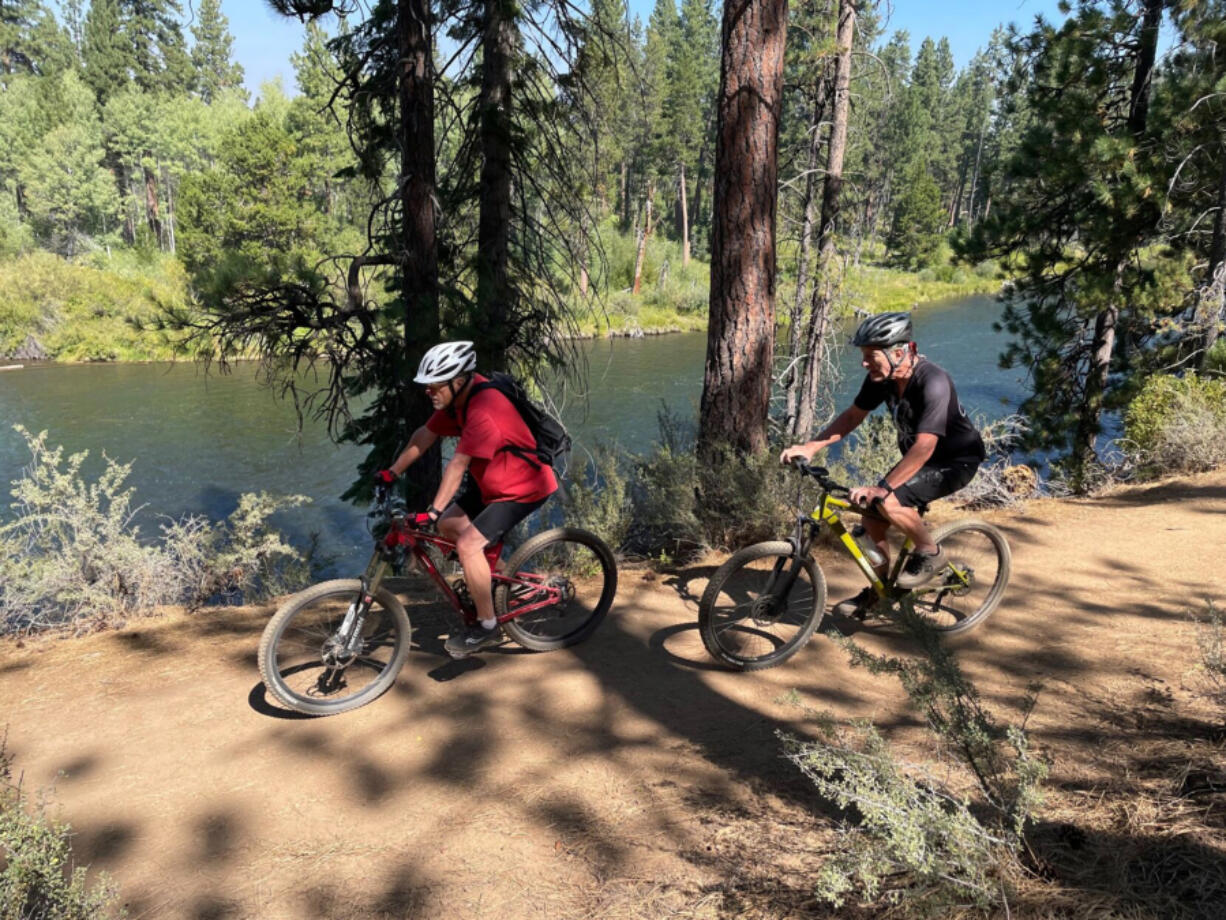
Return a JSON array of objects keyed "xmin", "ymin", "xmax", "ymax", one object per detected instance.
[{"xmin": 2, "ymin": 470, "xmax": 1225, "ymax": 919}]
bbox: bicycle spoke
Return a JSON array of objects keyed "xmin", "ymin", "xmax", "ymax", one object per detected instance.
[
  {"xmin": 909, "ymin": 522, "xmax": 1008, "ymax": 632},
  {"xmin": 701, "ymin": 548, "xmax": 824, "ymax": 667}
]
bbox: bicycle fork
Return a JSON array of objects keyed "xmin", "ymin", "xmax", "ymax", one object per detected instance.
[{"xmin": 331, "ymin": 555, "xmax": 391, "ymax": 660}]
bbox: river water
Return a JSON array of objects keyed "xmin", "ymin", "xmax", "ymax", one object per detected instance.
[{"xmin": 0, "ymin": 294, "xmax": 1024, "ymax": 572}]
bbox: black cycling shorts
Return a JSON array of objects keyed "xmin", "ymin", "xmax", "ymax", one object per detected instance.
[
  {"xmin": 450, "ymin": 487, "xmax": 550, "ymax": 545},
  {"xmin": 892, "ymin": 461, "xmax": 979, "ymax": 514}
]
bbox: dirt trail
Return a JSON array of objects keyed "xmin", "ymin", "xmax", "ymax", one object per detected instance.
[{"xmin": 2, "ymin": 471, "xmax": 1225, "ymax": 919}]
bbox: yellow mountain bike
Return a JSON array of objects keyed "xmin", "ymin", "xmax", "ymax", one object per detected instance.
[{"xmin": 698, "ymin": 461, "xmax": 1011, "ymax": 670}]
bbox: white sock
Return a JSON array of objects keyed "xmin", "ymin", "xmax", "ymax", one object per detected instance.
[{"xmin": 480, "ymin": 618, "xmax": 497, "ymax": 630}]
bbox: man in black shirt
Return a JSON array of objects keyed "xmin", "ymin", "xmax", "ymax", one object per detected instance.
[{"xmin": 781, "ymin": 311, "xmax": 985, "ymax": 611}]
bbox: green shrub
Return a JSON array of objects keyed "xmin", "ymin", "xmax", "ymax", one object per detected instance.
[
  {"xmin": 628, "ymin": 407, "xmax": 705, "ymax": 558},
  {"xmin": 1206, "ymin": 339, "xmax": 1226, "ymax": 375},
  {"xmin": 0, "ymin": 427, "xmax": 314, "ymax": 635},
  {"xmin": 784, "ymin": 601, "xmax": 1047, "ymax": 915},
  {"xmin": 559, "ymin": 445, "xmax": 633, "ymax": 552},
  {"xmin": 0, "ymin": 251, "xmax": 189, "ymax": 360},
  {"xmin": 1, "ymin": 737, "xmax": 125, "ymax": 920},
  {"xmin": 1194, "ymin": 601, "xmax": 1226, "ymax": 713},
  {"xmin": 1123, "ymin": 373, "xmax": 1226, "ymax": 475}
]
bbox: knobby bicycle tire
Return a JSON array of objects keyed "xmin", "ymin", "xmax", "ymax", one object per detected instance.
[
  {"xmin": 909, "ymin": 518, "xmax": 1011, "ymax": 634},
  {"xmin": 698, "ymin": 541, "xmax": 827, "ymax": 671},
  {"xmin": 495, "ymin": 527, "xmax": 618, "ymax": 651},
  {"xmin": 258, "ymin": 579, "xmax": 412, "ymax": 715}
]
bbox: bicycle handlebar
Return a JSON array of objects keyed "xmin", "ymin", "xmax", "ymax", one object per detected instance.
[{"xmin": 788, "ymin": 459, "xmax": 850, "ymax": 495}]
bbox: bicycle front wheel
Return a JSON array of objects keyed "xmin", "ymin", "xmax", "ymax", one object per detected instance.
[
  {"xmin": 496, "ymin": 527, "xmax": 618, "ymax": 651},
  {"xmin": 698, "ymin": 541, "xmax": 827, "ymax": 671},
  {"xmin": 258, "ymin": 579, "xmax": 412, "ymax": 715},
  {"xmin": 908, "ymin": 519, "xmax": 1011, "ymax": 634}
]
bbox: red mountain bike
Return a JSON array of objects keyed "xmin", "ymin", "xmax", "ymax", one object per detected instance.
[{"xmin": 258, "ymin": 488, "xmax": 618, "ymax": 715}]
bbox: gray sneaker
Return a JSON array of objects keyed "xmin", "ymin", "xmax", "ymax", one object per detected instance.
[
  {"xmin": 894, "ymin": 546, "xmax": 949, "ymax": 589},
  {"xmin": 833, "ymin": 587, "xmax": 881, "ymax": 619},
  {"xmin": 444, "ymin": 623, "xmax": 503, "ymax": 658}
]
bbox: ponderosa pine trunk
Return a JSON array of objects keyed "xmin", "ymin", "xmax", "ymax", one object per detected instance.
[
  {"xmin": 698, "ymin": 0, "xmax": 788, "ymax": 458},
  {"xmin": 475, "ymin": 0, "xmax": 516, "ymax": 372},
  {"xmin": 792, "ymin": 0, "xmax": 854, "ymax": 440},
  {"xmin": 399, "ymin": 0, "xmax": 442, "ymax": 495},
  {"xmin": 784, "ymin": 86, "xmax": 828, "ymax": 436},
  {"xmin": 679, "ymin": 161, "xmax": 690, "ymax": 266}
]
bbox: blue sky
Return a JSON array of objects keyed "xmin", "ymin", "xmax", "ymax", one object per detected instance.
[{"xmin": 219, "ymin": 0, "xmax": 1068, "ymax": 99}]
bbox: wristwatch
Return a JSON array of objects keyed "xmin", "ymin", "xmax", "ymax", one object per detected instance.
[{"xmin": 877, "ymin": 478, "xmax": 895, "ymax": 495}]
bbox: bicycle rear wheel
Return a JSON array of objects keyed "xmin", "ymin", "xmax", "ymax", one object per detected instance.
[
  {"xmin": 698, "ymin": 541, "xmax": 827, "ymax": 671},
  {"xmin": 496, "ymin": 527, "xmax": 618, "ymax": 651},
  {"xmin": 258, "ymin": 579, "xmax": 412, "ymax": 715},
  {"xmin": 907, "ymin": 519, "xmax": 1011, "ymax": 634}
]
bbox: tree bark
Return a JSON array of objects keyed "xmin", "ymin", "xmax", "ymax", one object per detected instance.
[
  {"xmin": 784, "ymin": 87, "xmax": 827, "ymax": 436},
  {"xmin": 475, "ymin": 0, "xmax": 516, "ymax": 372},
  {"xmin": 679, "ymin": 161, "xmax": 690, "ymax": 266},
  {"xmin": 164, "ymin": 166, "xmax": 176, "ymax": 255},
  {"xmin": 691, "ymin": 136, "xmax": 709, "ymax": 249},
  {"xmin": 698, "ymin": 0, "xmax": 788, "ymax": 458},
  {"xmin": 632, "ymin": 183, "xmax": 654, "ymax": 294},
  {"xmin": 399, "ymin": 0, "xmax": 441, "ymax": 497},
  {"xmin": 1075, "ymin": 291, "xmax": 1119, "ymax": 484},
  {"xmin": 792, "ymin": 0, "xmax": 854, "ymax": 440},
  {"xmin": 1127, "ymin": 0, "xmax": 1163, "ymax": 138},
  {"xmin": 144, "ymin": 165, "xmax": 162, "ymax": 245},
  {"xmin": 620, "ymin": 159, "xmax": 633, "ymax": 233},
  {"xmin": 1200, "ymin": 136, "xmax": 1226, "ymax": 366},
  {"xmin": 967, "ymin": 115, "xmax": 986, "ymax": 226}
]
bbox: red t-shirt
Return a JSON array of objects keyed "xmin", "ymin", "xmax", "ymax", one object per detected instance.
[{"xmin": 426, "ymin": 374, "xmax": 558, "ymax": 504}]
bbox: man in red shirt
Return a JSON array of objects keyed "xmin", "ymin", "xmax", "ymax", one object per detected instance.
[{"xmin": 377, "ymin": 341, "xmax": 558, "ymax": 657}]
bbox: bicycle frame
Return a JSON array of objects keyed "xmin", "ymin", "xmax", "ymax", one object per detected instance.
[
  {"xmin": 807, "ymin": 492, "xmax": 911, "ymax": 598},
  {"xmin": 787, "ymin": 463, "xmax": 979, "ymax": 604},
  {"xmin": 362, "ymin": 515, "xmax": 566, "ymax": 627}
]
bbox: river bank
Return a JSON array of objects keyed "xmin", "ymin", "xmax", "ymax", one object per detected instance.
[{"xmin": 0, "ymin": 247, "xmax": 1002, "ymax": 362}]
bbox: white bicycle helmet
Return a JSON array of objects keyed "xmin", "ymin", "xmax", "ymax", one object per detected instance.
[{"xmin": 414, "ymin": 341, "xmax": 476, "ymax": 384}]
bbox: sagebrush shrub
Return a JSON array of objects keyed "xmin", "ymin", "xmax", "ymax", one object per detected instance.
[
  {"xmin": 1, "ymin": 737, "xmax": 125, "ymax": 919},
  {"xmin": 559, "ymin": 444, "xmax": 633, "ymax": 552},
  {"xmin": 1195, "ymin": 601, "xmax": 1226, "ymax": 713},
  {"xmin": 1124, "ymin": 373, "xmax": 1226, "ymax": 475},
  {"xmin": 0, "ymin": 427, "xmax": 314, "ymax": 635},
  {"xmin": 784, "ymin": 600, "xmax": 1047, "ymax": 916}
]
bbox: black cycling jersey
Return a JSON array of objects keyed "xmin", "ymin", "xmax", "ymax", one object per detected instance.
[{"xmin": 853, "ymin": 358, "xmax": 986, "ymax": 464}]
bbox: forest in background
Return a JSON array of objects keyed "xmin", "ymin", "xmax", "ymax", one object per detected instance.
[{"xmin": 1, "ymin": 0, "xmax": 1014, "ymax": 368}]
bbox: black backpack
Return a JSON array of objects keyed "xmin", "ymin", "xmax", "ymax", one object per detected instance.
[{"xmin": 470, "ymin": 372, "xmax": 572, "ymax": 472}]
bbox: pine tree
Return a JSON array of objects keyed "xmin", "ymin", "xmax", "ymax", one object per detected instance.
[
  {"xmin": 699, "ymin": 0, "xmax": 788, "ymax": 458},
  {"xmin": 959, "ymin": 0, "xmax": 1168, "ymax": 488},
  {"xmin": 287, "ymin": 21, "xmax": 349, "ymax": 226},
  {"xmin": 121, "ymin": 0, "xmax": 190, "ymax": 95},
  {"xmin": 191, "ymin": 0, "xmax": 244, "ymax": 103},
  {"xmin": 886, "ymin": 158, "xmax": 946, "ymax": 268},
  {"xmin": 1, "ymin": 0, "xmax": 72, "ymax": 78},
  {"xmin": 1153, "ymin": 1, "xmax": 1226, "ymax": 365},
  {"xmin": 82, "ymin": 0, "xmax": 131, "ymax": 103},
  {"xmin": 17, "ymin": 69, "xmax": 119, "ymax": 252}
]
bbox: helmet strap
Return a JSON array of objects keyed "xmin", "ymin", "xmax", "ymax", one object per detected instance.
[{"xmin": 445, "ymin": 373, "xmax": 473, "ymax": 420}]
